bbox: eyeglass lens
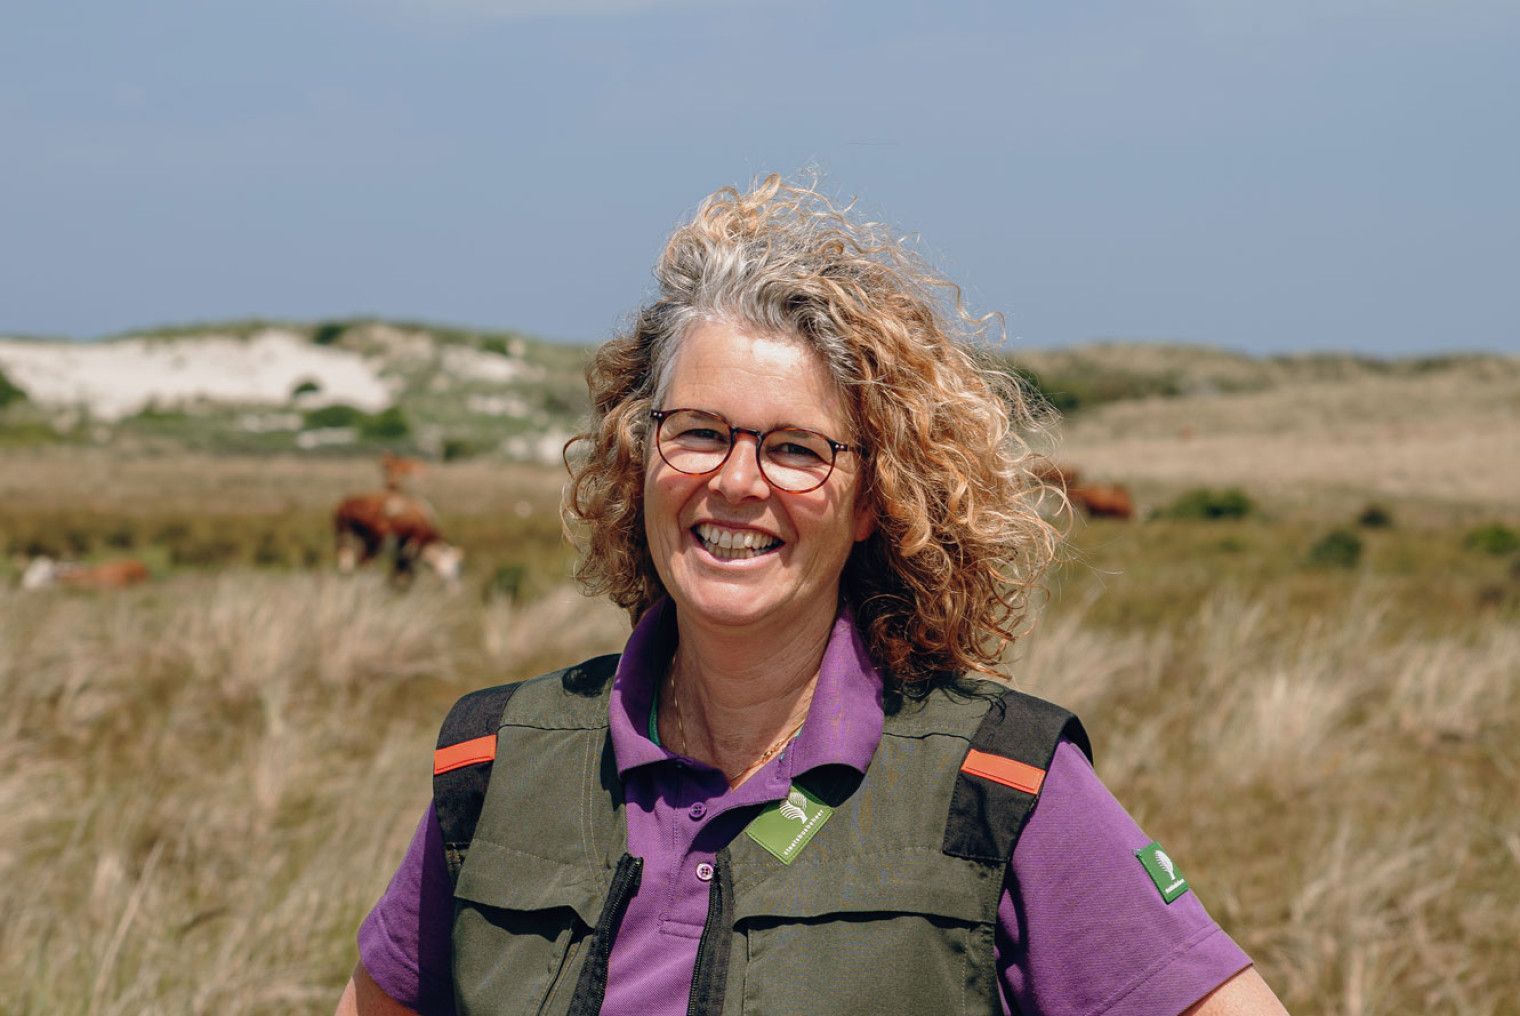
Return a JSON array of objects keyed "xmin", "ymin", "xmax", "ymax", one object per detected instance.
[{"xmin": 657, "ymin": 409, "xmax": 837, "ymax": 492}]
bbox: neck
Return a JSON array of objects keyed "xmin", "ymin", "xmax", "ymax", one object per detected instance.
[{"xmin": 664, "ymin": 603, "xmax": 839, "ymax": 787}]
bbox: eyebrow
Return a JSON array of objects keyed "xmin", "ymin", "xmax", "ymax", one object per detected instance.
[{"xmin": 677, "ymin": 407, "xmax": 848, "ymax": 437}]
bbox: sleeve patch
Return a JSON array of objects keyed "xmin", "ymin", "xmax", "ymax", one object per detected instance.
[{"xmin": 1136, "ymin": 841, "xmax": 1191, "ymax": 903}]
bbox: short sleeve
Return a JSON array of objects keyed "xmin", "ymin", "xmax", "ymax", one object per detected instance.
[
  {"xmin": 357, "ymin": 805, "xmax": 457, "ymax": 1014},
  {"xmin": 994, "ymin": 740, "xmax": 1252, "ymax": 1016}
]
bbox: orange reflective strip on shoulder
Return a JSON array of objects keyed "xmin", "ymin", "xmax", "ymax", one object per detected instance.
[
  {"xmin": 434, "ymin": 734, "xmax": 497, "ymax": 775},
  {"xmin": 960, "ymin": 748, "xmax": 1046, "ymax": 795}
]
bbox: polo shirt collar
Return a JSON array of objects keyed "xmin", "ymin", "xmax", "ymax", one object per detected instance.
[{"xmin": 608, "ymin": 597, "xmax": 884, "ymax": 780}]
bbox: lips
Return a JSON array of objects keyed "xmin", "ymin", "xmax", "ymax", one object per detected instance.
[{"xmin": 693, "ymin": 522, "xmax": 782, "ymax": 561}]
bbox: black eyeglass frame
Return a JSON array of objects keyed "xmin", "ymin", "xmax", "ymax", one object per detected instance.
[{"xmin": 649, "ymin": 408, "xmax": 862, "ymax": 493}]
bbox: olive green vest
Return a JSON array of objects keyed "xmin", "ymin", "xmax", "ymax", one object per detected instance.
[{"xmin": 442, "ymin": 656, "xmax": 1086, "ymax": 1016}]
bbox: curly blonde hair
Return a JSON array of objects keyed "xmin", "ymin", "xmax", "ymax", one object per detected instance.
[{"xmin": 564, "ymin": 174, "xmax": 1061, "ymax": 688}]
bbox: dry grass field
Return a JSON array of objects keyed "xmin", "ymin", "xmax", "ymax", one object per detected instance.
[
  {"xmin": 2, "ymin": 360, "xmax": 1517, "ymax": 1015},
  {"xmin": 1050, "ymin": 352, "xmax": 1520, "ymax": 521}
]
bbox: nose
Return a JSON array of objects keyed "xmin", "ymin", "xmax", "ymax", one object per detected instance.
[{"xmin": 709, "ymin": 432, "xmax": 770, "ymax": 502}]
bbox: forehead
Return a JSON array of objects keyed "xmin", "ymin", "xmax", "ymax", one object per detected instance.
[{"xmin": 663, "ymin": 320, "xmax": 852, "ymax": 433}]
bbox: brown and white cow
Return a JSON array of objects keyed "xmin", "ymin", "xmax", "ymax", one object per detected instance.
[
  {"xmin": 21, "ymin": 557, "xmax": 151, "ymax": 590},
  {"xmin": 334, "ymin": 491, "xmax": 463, "ymax": 587}
]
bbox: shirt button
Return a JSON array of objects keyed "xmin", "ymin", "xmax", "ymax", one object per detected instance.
[
  {"xmin": 695, "ymin": 862, "xmax": 714, "ymax": 882},
  {"xmin": 689, "ymin": 802, "xmax": 707, "ymax": 819}
]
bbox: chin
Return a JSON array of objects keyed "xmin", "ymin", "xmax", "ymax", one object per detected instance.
[{"xmin": 673, "ymin": 582, "xmax": 792, "ymax": 631}]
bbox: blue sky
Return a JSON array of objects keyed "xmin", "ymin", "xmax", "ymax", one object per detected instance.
[{"xmin": 3, "ymin": 0, "xmax": 1516, "ymax": 355}]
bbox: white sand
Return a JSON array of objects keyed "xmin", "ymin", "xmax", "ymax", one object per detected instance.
[
  {"xmin": 440, "ymin": 345, "xmax": 535, "ymax": 383},
  {"xmin": 0, "ymin": 329, "xmax": 394, "ymax": 422}
]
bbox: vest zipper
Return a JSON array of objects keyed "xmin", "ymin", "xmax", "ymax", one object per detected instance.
[
  {"xmin": 685, "ymin": 848, "xmax": 733, "ymax": 1016},
  {"xmin": 566, "ymin": 853, "xmax": 643, "ymax": 1016}
]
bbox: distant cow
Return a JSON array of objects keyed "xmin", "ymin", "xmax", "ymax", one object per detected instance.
[
  {"xmin": 1069, "ymin": 484, "xmax": 1135, "ymax": 520},
  {"xmin": 379, "ymin": 450, "xmax": 425, "ymax": 491},
  {"xmin": 21, "ymin": 557, "xmax": 151, "ymax": 590},
  {"xmin": 334, "ymin": 491, "xmax": 462, "ymax": 587},
  {"xmin": 1030, "ymin": 460, "xmax": 1081, "ymax": 494}
]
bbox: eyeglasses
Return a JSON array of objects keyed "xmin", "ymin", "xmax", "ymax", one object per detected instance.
[{"xmin": 650, "ymin": 408, "xmax": 860, "ymax": 493}]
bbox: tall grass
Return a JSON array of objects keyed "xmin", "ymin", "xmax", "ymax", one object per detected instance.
[
  {"xmin": 2, "ymin": 561, "xmax": 1514, "ymax": 1014},
  {"xmin": 1016, "ymin": 585, "xmax": 1518, "ymax": 1013},
  {"xmin": 3, "ymin": 426, "xmax": 1517, "ymax": 1014},
  {"xmin": 0, "ymin": 573, "xmax": 628, "ymax": 1016}
]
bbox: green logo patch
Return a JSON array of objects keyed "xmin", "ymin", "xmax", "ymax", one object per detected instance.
[
  {"xmin": 745, "ymin": 783, "xmax": 834, "ymax": 864},
  {"xmin": 1136, "ymin": 841, "xmax": 1190, "ymax": 903}
]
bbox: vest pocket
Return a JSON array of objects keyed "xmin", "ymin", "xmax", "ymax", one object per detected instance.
[
  {"xmin": 732, "ymin": 853, "xmax": 998, "ymax": 1016},
  {"xmin": 451, "ymin": 841, "xmax": 610, "ymax": 1015}
]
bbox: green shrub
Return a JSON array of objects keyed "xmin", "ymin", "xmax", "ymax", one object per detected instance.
[
  {"xmin": 1307, "ymin": 529, "xmax": 1363, "ymax": 569},
  {"xmin": 291, "ymin": 379, "xmax": 321, "ymax": 397},
  {"xmin": 1357, "ymin": 504, "xmax": 1394, "ymax": 529},
  {"xmin": 1465, "ymin": 523, "xmax": 1520, "ymax": 556},
  {"xmin": 0, "ymin": 420, "xmax": 59, "ymax": 446},
  {"xmin": 0, "ymin": 367, "xmax": 26, "ymax": 409},
  {"xmin": 302, "ymin": 404, "xmax": 365, "ymax": 429},
  {"xmin": 442, "ymin": 437, "xmax": 479, "ymax": 462},
  {"xmin": 359, "ymin": 407, "xmax": 410, "ymax": 440},
  {"xmin": 1159, "ymin": 487, "xmax": 1255, "ymax": 521},
  {"xmin": 311, "ymin": 321, "xmax": 348, "ymax": 346},
  {"xmin": 1006, "ymin": 366, "xmax": 1079, "ymax": 415},
  {"xmin": 1001, "ymin": 359, "xmax": 1182, "ymax": 415}
]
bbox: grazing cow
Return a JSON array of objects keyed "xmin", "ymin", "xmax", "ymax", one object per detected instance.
[
  {"xmin": 21, "ymin": 556, "xmax": 151, "ymax": 590},
  {"xmin": 334, "ymin": 491, "xmax": 463, "ymax": 588},
  {"xmin": 1069, "ymin": 483, "xmax": 1135, "ymax": 520}
]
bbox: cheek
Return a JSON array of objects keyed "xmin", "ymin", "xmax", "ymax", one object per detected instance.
[
  {"xmin": 792, "ymin": 501, "xmax": 859, "ymax": 560},
  {"xmin": 644, "ymin": 466, "xmax": 697, "ymax": 539}
]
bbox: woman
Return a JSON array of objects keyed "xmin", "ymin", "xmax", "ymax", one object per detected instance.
[{"xmin": 338, "ymin": 177, "xmax": 1286, "ymax": 1015}]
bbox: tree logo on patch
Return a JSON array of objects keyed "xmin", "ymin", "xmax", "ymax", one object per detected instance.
[
  {"xmin": 779, "ymin": 788, "xmax": 809, "ymax": 822},
  {"xmin": 1136, "ymin": 842, "xmax": 1190, "ymax": 904}
]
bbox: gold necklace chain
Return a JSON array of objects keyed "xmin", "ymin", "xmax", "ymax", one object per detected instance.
[{"xmin": 668, "ymin": 668, "xmax": 806, "ymax": 785}]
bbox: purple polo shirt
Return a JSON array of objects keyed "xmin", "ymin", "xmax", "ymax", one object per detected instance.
[{"xmin": 359, "ymin": 602, "xmax": 1250, "ymax": 1015}]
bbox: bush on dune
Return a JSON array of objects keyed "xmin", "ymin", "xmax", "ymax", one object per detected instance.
[
  {"xmin": 1157, "ymin": 487, "xmax": 1256, "ymax": 521},
  {"xmin": 1465, "ymin": 523, "xmax": 1519, "ymax": 556},
  {"xmin": 0, "ymin": 367, "xmax": 27, "ymax": 409}
]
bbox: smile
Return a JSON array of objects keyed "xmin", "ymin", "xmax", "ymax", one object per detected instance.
[{"xmin": 693, "ymin": 523, "xmax": 782, "ymax": 561}]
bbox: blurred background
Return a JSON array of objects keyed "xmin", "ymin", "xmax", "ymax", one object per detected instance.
[{"xmin": 2, "ymin": 2, "xmax": 1516, "ymax": 1013}]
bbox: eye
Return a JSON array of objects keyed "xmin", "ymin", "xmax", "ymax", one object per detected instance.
[
  {"xmin": 764, "ymin": 430, "xmax": 832, "ymax": 467},
  {"xmin": 773, "ymin": 441, "xmax": 824, "ymax": 462},
  {"xmin": 661, "ymin": 411, "xmax": 732, "ymax": 450}
]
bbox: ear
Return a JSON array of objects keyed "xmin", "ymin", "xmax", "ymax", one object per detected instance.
[{"xmin": 851, "ymin": 498, "xmax": 876, "ymax": 543}]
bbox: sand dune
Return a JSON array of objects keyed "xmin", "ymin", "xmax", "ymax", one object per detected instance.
[{"xmin": 0, "ymin": 329, "xmax": 394, "ymax": 421}]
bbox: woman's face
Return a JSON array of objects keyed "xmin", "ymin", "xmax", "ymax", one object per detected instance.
[{"xmin": 644, "ymin": 320, "xmax": 874, "ymax": 638}]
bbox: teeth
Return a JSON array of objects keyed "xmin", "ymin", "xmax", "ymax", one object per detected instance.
[{"xmin": 696, "ymin": 523, "xmax": 779, "ymax": 559}]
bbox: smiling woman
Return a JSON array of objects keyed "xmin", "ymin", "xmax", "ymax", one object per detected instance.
[
  {"xmin": 639, "ymin": 322, "xmax": 874, "ymax": 661},
  {"xmin": 337, "ymin": 176, "xmax": 1286, "ymax": 1016}
]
